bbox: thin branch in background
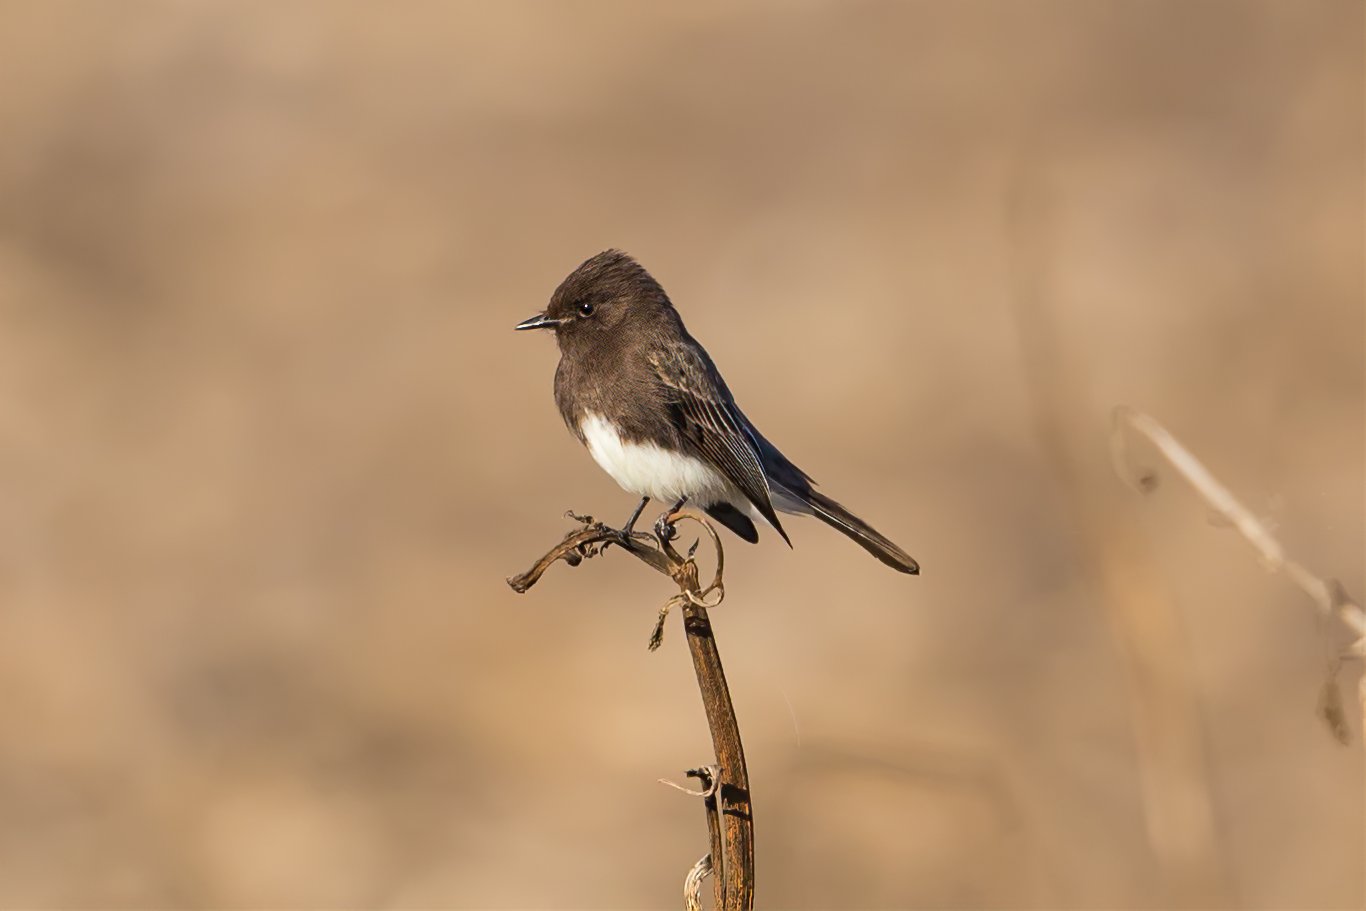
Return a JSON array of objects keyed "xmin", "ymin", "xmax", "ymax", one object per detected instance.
[
  {"xmin": 508, "ymin": 510, "xmax": 754, "ymax": 910},
  {"xmin": 1111, "ymin": 406, "xmax": 1366, "ymax": 743},
  {"xmin": 1005, "ymin": 155, "xmax": 1230, "ymax": 905}
]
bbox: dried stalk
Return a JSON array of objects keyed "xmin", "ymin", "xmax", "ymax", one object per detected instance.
[
  {"xmin": 1006, "ymin": 164, "xmax": 1229, "ymax": 903},
  {"xmin": 1111, "ymin": 406, "xmax": 1366, "ymax": 742},
  {"xmin": 508, "ymin": 509, "xmax": 755, "ymax": 910}
]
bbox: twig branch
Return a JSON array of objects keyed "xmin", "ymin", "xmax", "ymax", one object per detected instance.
[
  {"xmin": 1111, "ymin": 406, "xmax": 1366, "ymax": 742},
  {"xmin": 508, "ymin": 510, "xmax": 755, "ymax": 910}
]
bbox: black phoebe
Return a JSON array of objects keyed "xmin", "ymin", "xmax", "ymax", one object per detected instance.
[{"xmin": 516, "ymin": 250, "xmax": 919, "ymax": 575}]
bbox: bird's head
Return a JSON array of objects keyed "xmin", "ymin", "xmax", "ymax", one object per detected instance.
[{"xmin": 515, "ymin": 250, "xmax": 675, "ymax": 352}]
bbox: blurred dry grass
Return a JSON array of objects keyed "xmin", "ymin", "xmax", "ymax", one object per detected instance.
[{"xmin": 0, "ymin": 1, "xmax": 1360, "ymax": 907}]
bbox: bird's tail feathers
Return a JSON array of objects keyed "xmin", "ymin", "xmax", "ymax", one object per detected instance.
[{"xmin": 773, "ymin": 483, "xmax": 919, "ymax": 574}]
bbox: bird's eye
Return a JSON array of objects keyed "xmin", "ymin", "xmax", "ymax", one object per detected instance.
[{"xmin": 577, "ymin": 302, "xmax": 595, "ymax": 317}]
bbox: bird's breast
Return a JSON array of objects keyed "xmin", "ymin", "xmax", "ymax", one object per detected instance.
[{"xmin": 578, "ymin": 411, "xmax": 733, "ymax": 505}]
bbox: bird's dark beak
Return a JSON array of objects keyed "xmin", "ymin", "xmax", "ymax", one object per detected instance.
[{"xmin": 514, "ymin": 313, "xmax": 564, "ymax": 331}]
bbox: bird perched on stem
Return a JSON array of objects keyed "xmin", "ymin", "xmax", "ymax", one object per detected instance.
[{"xmin": 516, "ymin": 250, "xmax": 919, "ymax": 575}]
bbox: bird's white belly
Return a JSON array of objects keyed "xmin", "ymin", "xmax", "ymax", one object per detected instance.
[{"xmin": 579, "ymin": 412, "xmax": 733, "ymax": 505}]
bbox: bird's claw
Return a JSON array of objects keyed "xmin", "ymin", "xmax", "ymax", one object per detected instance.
[{"xmin": 654, "ymin": 514, "xmax": 678, "ymax": 543}]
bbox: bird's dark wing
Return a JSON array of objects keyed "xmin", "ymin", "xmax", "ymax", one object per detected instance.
[{"xmin": 649, "ymin": 345, "xmax": 790, "ymax": 544}]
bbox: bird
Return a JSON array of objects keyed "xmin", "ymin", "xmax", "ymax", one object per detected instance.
[{"xmin": 515, "ymin": 250, "xmax": 919, "ymax": 575}]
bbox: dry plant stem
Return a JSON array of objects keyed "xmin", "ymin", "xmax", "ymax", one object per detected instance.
[
  {"xmin": 1111, "ymin": 406, "xmax": 1366, "ymax": 643},
  {"xmin": 1006, "ymin": 164, "xmax": 1229, "ymax": 905},
  {"xmin": 690, "ymin": 766, "xmax": 725, "ymax": 906},
  {"xmin": 680, "ymin": 601, "xmax": 752, "ymax": 911},
  {"xmin": 1112, "ymin": 407, "xmax": 1366, "ymax": 739},
  {"xmin": 507, "ymin": 510, "xmax": 754, "ymax": 911},
  {"xmin": 1112, "ymin": 406, "xmax": 1366, "ymax": 903}
]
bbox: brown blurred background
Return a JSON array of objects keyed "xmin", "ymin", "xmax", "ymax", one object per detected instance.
[{"xmin": 0, "ymin": 1, "xmax": 1360, "ymax": 907}]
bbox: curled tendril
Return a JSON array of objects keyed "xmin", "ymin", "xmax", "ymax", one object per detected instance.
[{"xmin": 508, "ymin": 507, "xmax": 727, "ymax": 650}]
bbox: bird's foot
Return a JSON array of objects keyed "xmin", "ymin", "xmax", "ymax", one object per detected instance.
[
  {"xmin": 652, "ymin": 496, "xmax": 689, "ymax": 544},
  {"xmin": 601, "ymin": 498, "xmax": 657, "ymax": 554}
]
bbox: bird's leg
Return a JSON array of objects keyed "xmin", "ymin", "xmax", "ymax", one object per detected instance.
[
  {"xmin": 654, "ymin": 495, "xmax": 689, "ymax": 542},
  {"xmin": 598, "ymin": 496, "xmax": 651, "ymax": 555},
  {"xmin": 622, "ymin": 496, "xmax": 650, "ymax": 535}
]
